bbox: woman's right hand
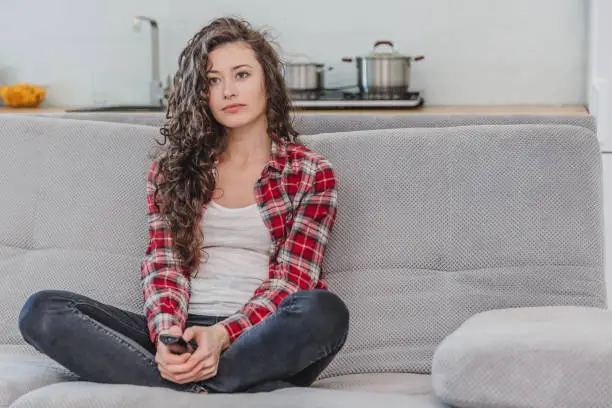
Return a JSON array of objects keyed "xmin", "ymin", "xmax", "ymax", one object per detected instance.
[{"xmin": 155, "ymin": 325, "xmax": 193, "ymax": 384}]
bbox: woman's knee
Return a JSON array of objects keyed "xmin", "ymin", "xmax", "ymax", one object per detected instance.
[
  {"xmin": 18, "ymin": 290, "xmax": 76, "ymax": 339},
  {"xmin": 282, "ymin": 290, "xmax": 349, "ymax": 334}
]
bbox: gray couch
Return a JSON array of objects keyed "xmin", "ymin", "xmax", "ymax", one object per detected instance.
[{"xmin": 0, "ymin": 112, "xmax": 609, "ymax": 408}]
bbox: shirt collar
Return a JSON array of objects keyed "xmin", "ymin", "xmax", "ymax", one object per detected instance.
[{"xmin": 266, "ymin": 138, "xmax": 288, "ymax": 173}]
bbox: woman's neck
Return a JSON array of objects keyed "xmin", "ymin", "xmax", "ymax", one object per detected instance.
[{"xmin": 221, "ymin": 116, "xmax": 271, "ymax": 165}]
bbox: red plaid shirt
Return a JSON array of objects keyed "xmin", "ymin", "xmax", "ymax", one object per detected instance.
[{"xmin": 140, "ymin": 139, "xmax": 338, "ymax": 344}]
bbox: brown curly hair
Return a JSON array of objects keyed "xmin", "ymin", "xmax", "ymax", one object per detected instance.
[{"xmin": 151, "ymin": 17, "xmax": 298, "ymax": 276}]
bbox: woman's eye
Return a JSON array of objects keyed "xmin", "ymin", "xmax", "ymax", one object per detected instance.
[
  {"xmin": 207, "ymin": 77, "xmax": 220, "ymax": 85},
  {"xmin": 237, "ymin": 71, "xmax": 250, "ymax": 79}
]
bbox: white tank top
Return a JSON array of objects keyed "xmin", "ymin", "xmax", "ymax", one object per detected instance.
[{"xmin": 188, "ymin": 200, "xmax": 273, "ymax": 317}]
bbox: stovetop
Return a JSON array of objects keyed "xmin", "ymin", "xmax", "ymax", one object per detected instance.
[{"xmin": 289, "ymin": 88, "xmax": 424, "ymax": 110}]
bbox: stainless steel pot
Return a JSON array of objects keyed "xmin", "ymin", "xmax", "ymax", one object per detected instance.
[
  {"xmin": 283, "ymin": 57, "xmax": 333, "ymax": 91},
  {"xmin": 284, "ymin": 63, "xmax": 323, "ymax": 91},
  {"xmin": 343, "ymin": 41, "xmax": 424, "ymax": 95}
]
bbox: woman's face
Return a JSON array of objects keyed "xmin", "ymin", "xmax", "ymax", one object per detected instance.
[{"xmin": 205, "ymin": 42, "xmax": 267, "ymax": 130}]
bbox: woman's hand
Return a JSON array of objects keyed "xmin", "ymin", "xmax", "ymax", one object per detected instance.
[
  {"xmin": 155, "ymin": 325, "xmax": 193, "ymax": 384},
  {"xmin": 156, "ymin": 324, "xmax": 230, "ymax": 384}
]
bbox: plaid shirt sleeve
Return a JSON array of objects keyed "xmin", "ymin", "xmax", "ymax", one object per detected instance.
[
  {"xmin": 140, "ymin": 161, "xmax": 191, "ymax": 344},
  {"xmin": 219, "ymin": 160, "xmax": 338, "ymax": 343}
]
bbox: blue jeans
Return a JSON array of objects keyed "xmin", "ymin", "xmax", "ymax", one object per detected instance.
[{"xmin": 18, "ymin": 289, "xmax": 349, "ymax": 393}]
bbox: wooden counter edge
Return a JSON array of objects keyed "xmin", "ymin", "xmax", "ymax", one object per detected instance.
[{"xmin": 0, "ymin": 104, "xmax": 589, "ymax": 115}]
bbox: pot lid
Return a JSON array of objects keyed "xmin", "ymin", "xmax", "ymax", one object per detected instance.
[
  {"xmin": 284, "ymin": 52, "xmax": 324, "ymax": 65},
  {"xmin": 369, "ymin": 41, "xmax": 409, "ymax": 59}
]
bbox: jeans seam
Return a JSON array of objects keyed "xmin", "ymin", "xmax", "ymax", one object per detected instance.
[
  {"xmin": 70, "ymin": 306, "xmax": 209, "ymax": 393},
  {"xmin": 41, "ymin": 292, "xmax": 150, "ymax": 338},
  {"xmin": 72, "ymin": 300, "xmax": 149, "ymax": 337},
  {"xmin": 68, "ymin": 305, "xmax": 157, "ymax": 370}
]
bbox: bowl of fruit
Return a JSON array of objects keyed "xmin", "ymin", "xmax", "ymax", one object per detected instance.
[{"xmin": 0, "ymin": 83, "xmax": 47, "ymax": 108}]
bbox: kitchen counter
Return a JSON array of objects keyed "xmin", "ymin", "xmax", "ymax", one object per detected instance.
[
  {"xmin": 292, "ymin": 105, "xmax": 589, "ymax": 115},
  {"xmin": 0, "ymin": 105, "xmax": 589, "ymax": 115},
  {"xmin": 0, "ymin": 107, "xmax": 68, "ymax": 113}
]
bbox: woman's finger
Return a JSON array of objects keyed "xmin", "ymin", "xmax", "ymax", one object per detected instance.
[
  {"xmin": 166, "ymin": 345, "xmax": 210, "ymax": 374},
  {"xmin": 199, "ymin": 365, "xmax": 219, "ymax": 381},
  {"xmin": 160, "ymin": 366, "xmax": 196, "ymax": 385},
  {"xmin": 157, "ymin": 354, "xmax": 191, "ymax": 377},
  {"xmin": 174, "ymin": 360, "xmax": 208, "ymax": 383},
  {"xmin": 160, "ymin": 348, "xmax": 192, "ymax": 366},
  {"xmin": 158, "ymin": 366, "xmax": 177, "ymax": 383},
  {"xmin": 199, "ymin": 356, "xmax": 220, "ymax": 371},
  {"xmin": 193, "ymin": 358, "xmax": 220, "ymax": 382}
]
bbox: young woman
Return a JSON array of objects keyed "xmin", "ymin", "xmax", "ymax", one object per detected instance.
[{"xmin": 18, "ymin": 17, "xmax": 349, "ymax": 394}]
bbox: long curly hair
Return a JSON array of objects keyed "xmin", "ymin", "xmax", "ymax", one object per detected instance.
[{"xmin": 151, "ymin": 17, "xmax": 298, "ymax": 276}]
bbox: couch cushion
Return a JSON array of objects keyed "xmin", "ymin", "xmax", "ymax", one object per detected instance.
[
  {"xmin": 0, "ymin": 116, "xmax": 159, "ymax": 344},
  {"xmin": 0, "ymin": 345, "xmax": 76, "ymax": 408},
  {"xmin": 314, "ymin": 373, "xmax": 432, "ymax": 395},
  {"xmin": 431, "ymin": 306, "xmax": 612, "ymax": 408},
  {"xmin": 9, "ymin": 382, "xmax": 450, "ymax": 408},
  {"xmin": 300, "ymin": 124, "xmax": 605, "ymax": 379}
]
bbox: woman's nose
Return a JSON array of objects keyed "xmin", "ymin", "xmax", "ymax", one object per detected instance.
[{"xmin": 223, "ymin": 79, "xmax": 238, "ymax": 99}]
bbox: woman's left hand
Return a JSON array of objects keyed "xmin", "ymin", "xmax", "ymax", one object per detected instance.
[{"xmin": 160, "ymin": 324, "xmax": 230, "ymax": 384}]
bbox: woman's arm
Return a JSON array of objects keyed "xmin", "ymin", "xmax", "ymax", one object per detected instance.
[
  {"xmin": 218, "ymin": 160, "xmax": 338, "ymax": 343},
  {"xmin": 140, "ymin": 161, "xmax": 191, "ymax": 344}
]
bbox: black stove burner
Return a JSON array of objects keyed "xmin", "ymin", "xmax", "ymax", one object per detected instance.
[
  {"xmin": 289, "ymin": 88, "xmax": 421, "ymax": 101},
  {"xmin": 288, "ymin": 90, "xmax": 323, "ymax": 100},
  {"xmin": 342, "ymin": 90, "xmax": 421, "ymax": 101}
]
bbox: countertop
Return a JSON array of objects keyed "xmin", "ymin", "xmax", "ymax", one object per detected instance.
[{"xmin": 0, "ymin": 105, "xmax": 590, "ymax": 115}]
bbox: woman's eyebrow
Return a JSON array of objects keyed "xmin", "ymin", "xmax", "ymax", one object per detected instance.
[
  {"xmin": 207, "ymin": 64, "xmax": 253, "ymax": 74},
  {"xmin": 232, "ymin": 64, "xmax": 253, "ymax": 70}
]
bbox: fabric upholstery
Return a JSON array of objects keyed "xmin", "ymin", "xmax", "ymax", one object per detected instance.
[
  {"xmin": 431, "ymin": 306, "xmax": 612, "ymax": 408},
  {"xmin": 0, "ymin": 116, "xmax": 158, "ymax": 345},
  {"xmin": 313, "ymin": 373, "xmax": 433, "ymax": 395},
  {"xmin": 31, "ymin": 111, "xmax": 596, "ymax": 135},
  {"xmin": 0, "ymin": 345, "xmax": 76, "ymax": 408},
  {"xmin": 292, "ymin": 113, "xmax": 596, "ymax": 135},
  {"xmin": 9, "ymin": 382, "xmax": 450, "ymax": 408},
  {"xmin": 299, "ymin": 124, "xmax": 605, "ymax": 378},
  {"xmin": 0, "ymin": 114, "xmax": 605, "ymax": 408}
]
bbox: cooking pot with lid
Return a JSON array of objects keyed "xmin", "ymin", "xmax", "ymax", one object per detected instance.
[
  {"xmin": 343, "ymin": 41, "xmax": 424, "ymax": 95},
  {"xmin": 283, "ymin": 54, "xmax": 332, "ymax": 91}
]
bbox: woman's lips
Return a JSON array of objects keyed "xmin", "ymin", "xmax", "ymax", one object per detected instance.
[{"xmin": 222, "ymin": 104, "xmax": 246, "ymax": 113}]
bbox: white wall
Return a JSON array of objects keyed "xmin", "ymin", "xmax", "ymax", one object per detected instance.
[
  {"xmin": 588, "ymin": 0, "xmax": 612, "ymax": 150},
  {"xmin": 0, "ymin": 0, "xmax": 587, "ymax": 107},
  {"xmin": 588, "ymin": 0, "xmax": 612, "ymax": 306}
]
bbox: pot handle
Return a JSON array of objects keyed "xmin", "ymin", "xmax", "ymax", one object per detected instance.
[
  {"xmin": 374, "ymin": 40, "xmax": 394, "ymax": 50},
  {"xmin": 413, "ymin": 56, "xmax": 425, "ymax": 61},
  {"xmin": 342, "ymin": 57, "xmax": 353, "ymax": 63}
]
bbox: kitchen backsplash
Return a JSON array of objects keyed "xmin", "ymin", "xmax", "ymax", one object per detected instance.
[{"xmin": 0, "ymin": 0, "xmax": 587, "ymax": 107}]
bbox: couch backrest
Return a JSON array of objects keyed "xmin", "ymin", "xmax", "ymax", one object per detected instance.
[
  {"xmin": 293, "ymin": 112, "xmax": 597, "ymax": 135},
  {"xmin": 0, "ymin": 115, "xmax": 156, "ymax": 345},
  {"xmin": 0, "ymin": 115, "xmax": 605, "ymax": 379},
  {"xmin": 33, "ymin": 111, "xmax": 596, "ymax": 135},
  {"xmin": 303, "ymin": 123, "xmax": 605, "ymax": 377}
]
